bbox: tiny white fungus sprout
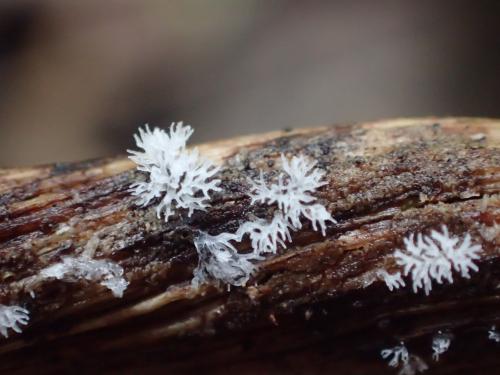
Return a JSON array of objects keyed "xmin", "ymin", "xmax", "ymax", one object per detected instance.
[
  {"xmin": 0, "ymin": 305, "xmax": 30, "ymax": 338},
  {"xmin": 394, "ymin": 225, "xmax": 482, "ymax": 295},
  {"xmin": 488, "ymin": 326, "xmax": 500, "ymax": 342},
  {"xmin": 431, "ymin": 331, "xmax": 452, "ymax": 361},
  {"xmin": 129, "ymin": 123, "xmax": 220, "ymax": 222}
]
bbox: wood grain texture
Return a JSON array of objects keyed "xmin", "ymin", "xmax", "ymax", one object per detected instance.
[{"xmin": 0, "ymin": 117, "xmax": 499, "ymax": 374}]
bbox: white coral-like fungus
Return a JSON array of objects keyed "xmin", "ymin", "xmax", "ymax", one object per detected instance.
[
  {"xmin": 250, "ymin": 155, "xmax": 335, "ymax": 236},
  {"xmin": 432, "ymin": 331, "xmax": 452, "ymax": 361},
  {"xmin": 248, "ymin": 154, "xmax": 335, "ymax": 253},
  {"xmin": 394, "ymin": 225, "xmax": 482, "ymax": 295},
  {"xmin": 192, "ymin": 231, "xmax": 260, "ymax": 287},
  {"xmin": 129, "ymin": 123, "xmax": 220, "ymax": 222},
  {"xmin": 0, "ymin": 305, "xmax": 29, "ymax": 338},
  {"xmin": 41, "ymin": 256, "xmax": 129, "ymax": 298}
]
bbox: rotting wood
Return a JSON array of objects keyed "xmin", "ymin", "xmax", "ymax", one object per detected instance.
[{"xmin": 0, "ymin": 117, "xmax": 499, "ymax": 374}]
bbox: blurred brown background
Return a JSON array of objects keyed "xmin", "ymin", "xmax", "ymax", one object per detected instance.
[{"xmin": 0, "ymin": 0, "xmax": 499, "ymax": 166}]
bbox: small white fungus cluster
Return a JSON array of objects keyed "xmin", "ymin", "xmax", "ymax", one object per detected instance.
[
  {"xmin": 381, "ymin": 342, "xmax": 409, "ymax": 368},
  {"xmin": 193, "ymin": 154, "xmax": 335, "ymax": 286},
  {"xmin": 381, "ymin": 342, "xmax": 428, "ymax": 375},
  {"xmin": 431, "ymin": 331, "xmax": 452, "ymax": 361},
  {"xmin": 0, "ymin": 305, "xmax": 29, "ymax": 338},
  {"xmin": 380, "ymin": 330, "xmax": 454, "ymax": 373},
  {"xmin": 488, "ymin": 326, "xmax": 500, "ymax": 342},
  {"xmin": 128, "ymin": 123, "xmax": 220, "ymax": 221},
  {"xmin": 381, "ymin": 225, "xmax": 482, "ymax": 295}
]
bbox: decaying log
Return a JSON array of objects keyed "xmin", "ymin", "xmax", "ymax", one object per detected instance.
[{"xmin": 0, "ymin": 117, "xmax": 499, "ymax": 374}]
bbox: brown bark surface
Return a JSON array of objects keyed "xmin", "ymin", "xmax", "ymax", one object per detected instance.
[{"xmin": 0, "ymin": 117, "xmax": 499, "ymax": 374}]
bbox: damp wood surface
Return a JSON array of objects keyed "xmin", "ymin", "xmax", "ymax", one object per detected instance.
[{"xmin": 0, "ymin": 117, "xmax": 499, "ymax": 374}]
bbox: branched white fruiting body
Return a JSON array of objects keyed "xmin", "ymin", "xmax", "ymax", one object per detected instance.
[
  {"xmin": 432, "ymin": 331, "xmax": 452, "ymax": 361},
  {"xmin": 488, "ymin": 326, "xmax": 500, "ymax": 342},
  {"xmin": 41, "ymin": 256, "xmax": 129, "ymax": 298},
  {"xmin": 381, "ymin": 342, "xmax": 428, "ymax": 375},
  {"xmin": 236, "ymin": 212, "xmax": 292, "ymax": 255},
  {"xmin": 379, "ymin": 270, "xmax": 406, "ymax": 291},
  {"xmin": 394, "ymin": 225, "xmax": 482, "ymax": 295},
  {"xmin": 0, "ymin": 305, "xmax": 29, "ymax": 338},
  {"xmin": 247, "ymin": 154, "xmax": 335, "ymax": 255},
  {"xmin": 192, "ymin": 232, "xmax": 261, "ymax": 287},
  {"xmin": 250, "ymin": 155, "xmax": 335, "ymax": 236},
  {"xmin": 129, "ymin": 123, "xmax": 220, "ymax": 222}
]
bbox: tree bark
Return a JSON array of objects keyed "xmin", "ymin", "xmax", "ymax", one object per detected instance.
[{"xmin": 0, "ymin": 117, "xmax": 499, "ymax": 374}]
